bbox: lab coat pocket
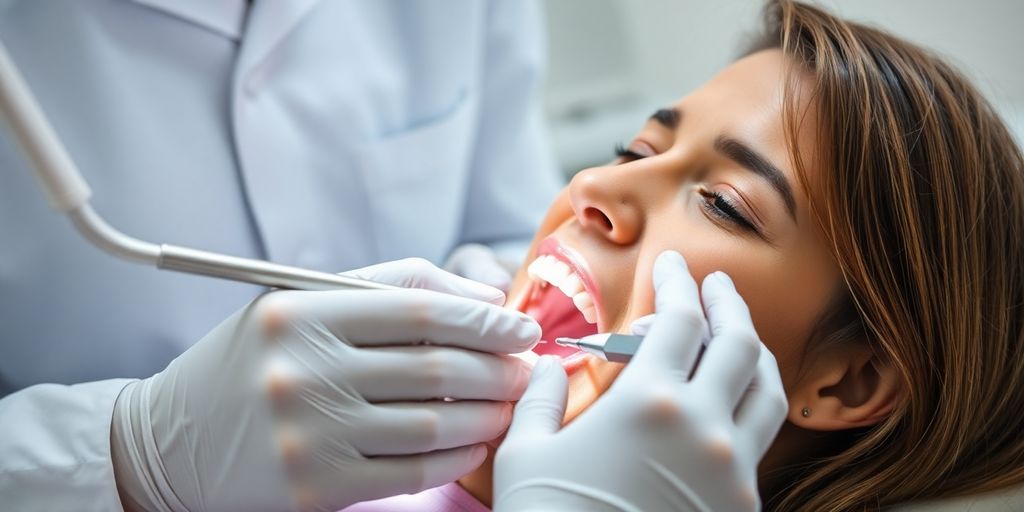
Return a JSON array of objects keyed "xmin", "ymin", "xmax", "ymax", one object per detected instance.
[{"xmin": 360, "ymin": 93, "xmax": 476, "ymax": 262}]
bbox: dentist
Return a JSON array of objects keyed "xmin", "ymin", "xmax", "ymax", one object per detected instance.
[{"xmin": 0, "ymin": 0, "xmax": 560, "ymax": 510}]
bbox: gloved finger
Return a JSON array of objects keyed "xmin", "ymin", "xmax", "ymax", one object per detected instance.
[
  {"xmin": 629, "ymin": 313, "xmax": 655, "ymax": 336},
  {"xmin": 734, "ymin": 344, "xmax": 788, "ymax": 458},
  {"xmin": 621, "ymin": 251, "xmax": 706, "ymax": 383},
  {"xmin": 344, "ymin": 257, "xmax": 506, "ymax": 305},
  {"xmin": 302, "ymin": 288, "xmax": 541, "ymax": 353},
  {"xmin": 503, "ymin": 356, "xmax": 568, "ymax": 443},
  {"xmin": 262, "ymin": 347, "xmax": 530, "ymax": 426},
  {"xmin": 347, "ymin": 401, "xmax": 514, "ymax": 456},
  {"xmin": 360, "ymin": 445, "xmax": 490, "ymax": 500},
  {"xmin": 348, "ymin": 346, "xmax": 532, "ymax": 402},
  {"xmin": 297, "ymin": 444, "xmax": 489, "ymax": 508},
  {"xmin": 444, "ymin": 243, "xmax": 513, "ymax": 292},
  {"xmin": 693, "ymin": 272, "xmax": 762, "ymax": 408}
]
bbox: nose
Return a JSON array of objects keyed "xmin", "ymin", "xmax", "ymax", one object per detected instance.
[{"xmin": 568, "ymin": 163, "xmax": 652, "ymax": 245}]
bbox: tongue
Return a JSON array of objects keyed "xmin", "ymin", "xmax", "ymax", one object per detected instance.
[{"xmin": 524, "ymin": 284, "xmax": 599, "ymax": 357}]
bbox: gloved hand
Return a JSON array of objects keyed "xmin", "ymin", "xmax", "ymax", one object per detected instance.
[
  {"xmin": 110, "ymin": 258, "xmax": 541, "ymax": 512},
  {"xmin": 444, "ymin": 243, "xmax": 515, "ymax": 292},
  {"xmin": 493, "ymin": 251, "xmax": 788, "ymax": 512}
]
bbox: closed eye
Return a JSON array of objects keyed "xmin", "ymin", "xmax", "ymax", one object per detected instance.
[
  {"xmin": 614, "ymin": 143, "xmax": 648, "ymax": 162},
  {"xmin": 614, "ymin": 141, "xmax": 769, "ymax": 241},
  {"xmin": 698, "ymin": 187, "xmax": 760, "ymax": 235}
]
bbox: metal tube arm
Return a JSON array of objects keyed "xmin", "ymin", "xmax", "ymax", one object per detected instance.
[{"xmin": 1, "ymin": 41, "xmax": 394, "ymax": 292}]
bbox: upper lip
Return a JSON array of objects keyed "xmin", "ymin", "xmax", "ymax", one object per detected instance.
[{"xmin": 532, "ymin": 237, "xmax": 604, "ymax": 328}]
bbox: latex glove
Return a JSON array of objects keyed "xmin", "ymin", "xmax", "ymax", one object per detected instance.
[
  {"xmin": 444, "ymin": 243, "xmax": 514, "ymax": 292},
  {"xmin": 493, "ymin": 251, "xmax": 788, "ymax": 512},
  {"xmin": 110, "ymin": 258, "xmax": 541, "ymax": 512}
]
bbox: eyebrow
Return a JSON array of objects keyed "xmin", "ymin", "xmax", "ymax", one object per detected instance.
[
  {"xmin": 649, "ymin": 108, "xmax": 681, "ymax": 130},
  {"xmin": 714, "ymin": 135, "xmax": 797, "ymax": 221},
  {"xmin": 646, "ymin": 106, "xmax": 797, "ymax": 222}
]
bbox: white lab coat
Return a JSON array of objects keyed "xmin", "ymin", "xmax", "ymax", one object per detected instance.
[{"xmin": 0, "ymin": 0, "xmax": 561, "ymax": 508}]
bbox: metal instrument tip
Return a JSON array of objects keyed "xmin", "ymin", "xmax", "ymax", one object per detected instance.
[{"xmin": 554, "ymin": 337, "xmax": 579, "ymax": 348}]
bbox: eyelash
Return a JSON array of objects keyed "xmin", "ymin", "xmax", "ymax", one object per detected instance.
[
  {"xmin": 699, "ymin": 189, "xmax": 759, "ymax": 233},
  {"xmin": 614, "ymin": 143, "xmax": 646, "ymax": 161},
  {"xmin": 613, "ymin": 142, "xmax": 758, "ymax": 234}
]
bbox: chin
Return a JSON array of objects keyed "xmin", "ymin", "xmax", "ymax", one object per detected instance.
[{"xmin": 507, "ymin": 236, "xmax": 626, "ymax": 422}]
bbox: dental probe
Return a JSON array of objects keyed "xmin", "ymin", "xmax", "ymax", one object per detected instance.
[
  {"xmin": 555, "ymin": 334, "xmax": 643, "ymax": 364},
  {"xmin": 0, "ymin": 42, "xmax": 396, "ymax": 292}
]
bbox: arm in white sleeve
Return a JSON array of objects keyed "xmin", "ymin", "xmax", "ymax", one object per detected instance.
[
  {"xmin": 0, "ymin": 379, "xmax": 134, "ymax": 511},
  {"xmin": 459, "ymin": 0, "xmax": 564, "ymax": 267}
]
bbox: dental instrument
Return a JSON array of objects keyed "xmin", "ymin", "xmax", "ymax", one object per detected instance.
[
  {"xmin": 554, "ymin": 333, "xmax": 643, "ymax": 363},
  {"xmin": 0, "ymin": 42, "xmax": 396, "ymax": 292}
]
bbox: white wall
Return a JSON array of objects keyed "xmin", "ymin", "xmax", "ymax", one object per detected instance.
[{"xmin": 542, "ymin": 0, "xmax": 1024, "ymax": 175}]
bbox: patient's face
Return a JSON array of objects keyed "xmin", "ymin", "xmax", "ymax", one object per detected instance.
[{"xmin": 509, "ymin": 50, "xmax": 841, "ymax": 420}]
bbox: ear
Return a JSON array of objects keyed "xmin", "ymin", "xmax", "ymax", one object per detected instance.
[{"xmin": 787, "ymin": 344, "xmax": 901, "ymax": 430}]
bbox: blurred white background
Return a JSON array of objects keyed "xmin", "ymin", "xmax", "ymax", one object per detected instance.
[{"xmin": 541, "ymin": 0, "xmax": 1024, "ymax": 175}]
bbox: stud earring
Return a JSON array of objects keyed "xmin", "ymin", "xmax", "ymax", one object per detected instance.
[{"xmin": 801, "ymin": 407, "xmax": 811, "ymax": 418}]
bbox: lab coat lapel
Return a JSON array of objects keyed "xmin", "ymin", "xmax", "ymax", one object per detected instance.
[
  {"xmin": 128, "ymin": 0, "xmax": 247, "ymax": 40},
  {"xmin": 237, "ymin": 0, "xmax": 323, "ymax": 74}
]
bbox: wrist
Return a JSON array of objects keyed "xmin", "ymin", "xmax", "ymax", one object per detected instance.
[
  {"xmin": 110, "ymin": 379, "xmax": 177, "ymax": 512},
  {"xmin": 110, "ymin": 380, "xmax": 145, "ymax": 512}
]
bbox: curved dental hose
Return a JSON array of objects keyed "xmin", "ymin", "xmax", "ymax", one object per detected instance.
[{"xmin": 0, "ymin": 42, "xmax": 394, "ymax": 292}]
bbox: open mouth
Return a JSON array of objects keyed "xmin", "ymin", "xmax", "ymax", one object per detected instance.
[{"xmin": 515, "ymin": 238, "xmax": 602, "ymax": 358}]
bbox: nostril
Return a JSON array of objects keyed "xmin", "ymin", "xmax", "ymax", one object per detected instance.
[{"xmin": 583, "ymin": 207, "xmax": 614, "ymax": 232}]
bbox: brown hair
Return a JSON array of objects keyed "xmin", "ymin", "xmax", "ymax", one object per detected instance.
[{"xmin": 754, "ymin": 1, "xmax": 1024, "ymax": 510}]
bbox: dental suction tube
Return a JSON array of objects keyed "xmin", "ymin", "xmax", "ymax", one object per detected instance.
[
  {"xmin": 0, "ymin": 43, "xmax": 91, "ymax": 214},
  {"xmin": 0, "ymin": 42, "xmax": 395, "ymax": 292}
]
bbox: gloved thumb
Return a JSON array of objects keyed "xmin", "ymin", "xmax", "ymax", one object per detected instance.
[
  {"xmin": 343, "ymin": 257, "xmax": 506, "ymax": 305},
  {"xmin": 504, "ymin": 356, "xmax": 568, "ymax": 442},
  {"xmin": 629, "ymin": 314, "xmax": 656, "ymax": 336}
]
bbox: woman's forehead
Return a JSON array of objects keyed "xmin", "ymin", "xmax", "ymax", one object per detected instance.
[{"xmin": 671, "ymin": 50, "xmax": 798, "ymax": 135}]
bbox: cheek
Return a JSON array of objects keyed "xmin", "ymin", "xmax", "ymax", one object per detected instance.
[
  {"xmin": 621, "ymin": 220, "xmax": 744, "ymax": 312},
  {"xmin": 623, "ymin": 226, "xmax": 827, "ymax": 390},
  {"xmin": 724, "ymin": 266, "xmax": 832, "ymax": 389},
  {"xmin": 612, "ymin": 233, "xmax": 735, "ymax": 333}
]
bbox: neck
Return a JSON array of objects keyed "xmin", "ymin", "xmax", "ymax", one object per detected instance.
[{"xmin": 758, "ymin": 421, "xmax": 839, "ymax": 500}]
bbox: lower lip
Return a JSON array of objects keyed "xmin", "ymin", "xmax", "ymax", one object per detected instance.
[
  {"xmin": 561, "ymin": 351, "xmax": 593, "ymax": 373},
  {"xmin": 518, "ymin": 345, "xmax": 592, "ymax": 374}
]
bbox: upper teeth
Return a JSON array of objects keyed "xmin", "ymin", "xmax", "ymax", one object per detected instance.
[{"xmin": 527, "ymin": 255, "xmax": 597, "ymax": 324}]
